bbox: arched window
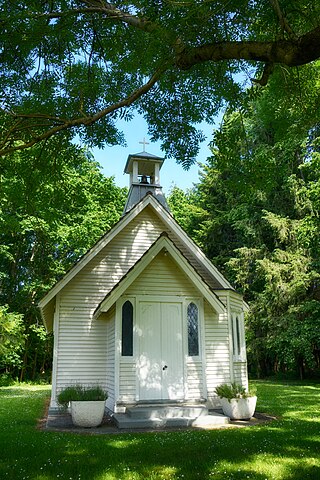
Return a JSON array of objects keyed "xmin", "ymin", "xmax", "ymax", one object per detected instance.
[
  {"xmin": 187, "ymin": 302, "xmax": 199, "ymax": 356},
  {"xmin": 231, "ymin": 313, "xmax": 242, "ymax": 358},
  {"xmin": 236, "ymin": 315, "xmax": 241, "ymax": 357},
  {"xmin": 122, "ymin": 300, "xmax": 133, "ymax": 356}
]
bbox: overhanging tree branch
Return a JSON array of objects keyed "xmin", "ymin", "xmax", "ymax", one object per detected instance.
[
  {"xmin": 269, "ymin": 0, "xmax": 296, "ymax": 38},
  {"xmin": 34, "ymin": 1, "xmax": 182, "ymax": 53},
  {"xmin": 24, "ymin": 2, "xmax": 320, "ymax": 69},
  {"xmin": 1, "ymin": 1, "xmax": 320, "ymax": 159},
  {"xmin": 38, "ymin": 1, "xmax": 159, "ymax": 32},
  {"xmin": 80, "ymin": 0, "xmax": 159, "ymax": 33},
  {"xmin": 0, "ymin": 63, "xmax": 170, "ymax": 157},
  {"xmin": 37, "ymin": 0, "xmax": 163, "ymax": 36},
  {"xmin": 175, "ymin": 26, "xmax": 320, "ymax": 70}
]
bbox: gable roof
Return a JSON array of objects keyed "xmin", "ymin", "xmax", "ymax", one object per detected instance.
[
  {"xmin": 94, "ymin": 233, "xmax": 226, "ymax": 318},
  {"xmin": 39, "ymin": 193, "xmax": 235, "ymax": 328}
]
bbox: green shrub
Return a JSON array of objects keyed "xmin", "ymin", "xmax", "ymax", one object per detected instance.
[
  {"xmin": 215, "ymin": 382, "xmax": 256, "ymax": 400},
  {"xmin": 57, "ymin": 384, "xmax": 108, "ymax": 409},
  {"xmin": 0, "ymin": 373, "xmax": 15, "ymax": 387}
]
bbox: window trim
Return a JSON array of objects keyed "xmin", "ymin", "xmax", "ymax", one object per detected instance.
[
  {"xmin": 186, "ymin": 300, "xmax": 201, "ymax": 359},
  {"xmin": 231, "ymin": 311, "xmax": 246, "ymax": 362},
  {"xmin": 121, "ymin": 299, "xmax": 134, "ymax": 357}
]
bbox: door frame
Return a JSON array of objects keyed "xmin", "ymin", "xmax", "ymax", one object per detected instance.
[
  {"xmin": 135, "ymin": 295, "xmax": 187, "ymax": 402},
  {"xmin": 115, "ymin": 295, "xmax": 207, "ymax": 405},
  {"xmin": 136, "ymin": 297, "xmax": 186, "ymax": 401}
]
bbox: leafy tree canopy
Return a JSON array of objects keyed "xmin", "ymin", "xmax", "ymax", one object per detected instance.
[
  {"xmin": 0, "ymin": 306, "xmax": 25, "ymax": 373},
  {"xmin": 1, "ymin": 0, "xmax": 320, "ymax": 166},
  {"xmin": 0, "ymin": 136, "xmax": 127, "ymax": 380},
  {"xmin": 168, "ymin": 62, "xmax": 320, "ymax": 377}
]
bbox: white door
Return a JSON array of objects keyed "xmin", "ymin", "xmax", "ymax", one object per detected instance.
[{"xmin": 138, "ymin": 301, "xmax": 184, "ymax": 401}]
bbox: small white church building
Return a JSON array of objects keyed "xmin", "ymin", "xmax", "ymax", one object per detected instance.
[{"xmin": 39, "ymin": 149, "xmax": 249, "ymax": 416}]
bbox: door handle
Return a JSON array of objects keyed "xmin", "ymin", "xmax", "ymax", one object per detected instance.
[{"xmin": 162, "ymin": 365, "xmax": 168, "ymax": 370}]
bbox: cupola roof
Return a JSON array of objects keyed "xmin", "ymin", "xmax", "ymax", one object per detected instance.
[{"xmin": 124, "ymin": 151, "xmax": 165, "ymax": 176}]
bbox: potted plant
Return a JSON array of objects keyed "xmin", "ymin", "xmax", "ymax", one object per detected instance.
[
  {"xmin": 57, "ymin": 384, "xmax": 108, "ymax": 427},
  {"xmin": 215, "ymin": 382, "xmax": 257, "ymax": 420}
]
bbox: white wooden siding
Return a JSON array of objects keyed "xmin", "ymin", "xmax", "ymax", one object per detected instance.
[
  {"xmin": 119, "ymin": 361, "xmax": 136, "ymax": 402},
  {"xmin": 60, "ymin": 207, "xmax": 165, "ymax": 304},
  {"xmin": 233, "ymin": 362, "xmax": 248, "ymax": 390},
  {"xmin": 186, "ymin": 361, "xmax": 203, "ymax": 399},
  {"xmin": 42, "ymin": 300, "xmax": 55, "ymax": 332},
  {"xmin": 41, "ymin": 194, "xmax": 232, "ymax": 332},
  {"xmin": 229, "ymin": 291, "xmax": 249, "ymax": 389},
  {"xmin": 229, "ymin": 293, "xmax": 245, "ymax": 312},
  {"xmin": 52, "ymin": 204, "xmax": 246, "ymax": 408},
  {"xmin": 55, "ymin": 207, "xmax": 165, "ymax": 396},
  {"xmin": 104, "ymin": 309, "xmax": 116, "ymax": 411},
  {"xmin": 204, "ymin": 300, "xmax": 231, "ymax": 406},
  {"xmin": 56, "ymin": 307, "xmax": 108, "ymax": 390},
  {"xmin": 215, "ymin": 293, "xmax": 228, "ymax": 306},
  {"xmin": 126, "ymin": 253, "xmax": 199, "ymax": 297}
]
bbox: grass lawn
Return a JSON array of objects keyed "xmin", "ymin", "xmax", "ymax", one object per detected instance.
[{"xmin": 0, "ymin": 381, "xmax": 319, "ymax": 480}]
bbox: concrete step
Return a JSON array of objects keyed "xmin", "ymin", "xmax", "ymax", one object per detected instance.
[
  {"xmin": 126, "ymin": 405, "xmax": 208, "ymax": 420},
  {"xmin": 113, "ymin": 411, "xmax": 229, "ymax": 430},
  {"xmin": 192, "ymin": 413, "xmax": 230, "ymax": 427},
  {"xmin": 113, "ymin": 414, "xmax": 164, "ymax": 429}
]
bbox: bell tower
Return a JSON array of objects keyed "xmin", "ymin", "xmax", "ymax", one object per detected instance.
[{"xmin": 122, "ymin": 145, "xmax": 170, "ymax": 214}]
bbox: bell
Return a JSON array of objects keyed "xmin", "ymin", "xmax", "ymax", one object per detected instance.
[{"xmin": 140, "ymin": 175, "xmax": 149, "ymax": 184}]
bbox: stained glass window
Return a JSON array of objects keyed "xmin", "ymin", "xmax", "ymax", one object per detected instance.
[
  {"xmin": 122, "ymin": 300, "xmax": 133, "ymax": 356},
  {"xmin": 231, "ymin": 314, "xmax": 242, "ymax": 357},
  {"xmin": 187, "ymin": 302, "xmax": 199, "ymax": 356}
]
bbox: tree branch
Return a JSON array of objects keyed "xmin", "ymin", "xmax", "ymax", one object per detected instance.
[
  {"xmin": 32, "ymin": 2, "xmax": 320, "ymax": 74},
  {"xmin": 42, "ymin": 7, "xmax": 148, "ymax": 30},
  {"xmin": 80, "ymin": 0, "xmax": 157, "ymax": 33},
  {"xmin": 176, "ymin": 26, "xmax": 320, "ymax": 70},
  {"xmin": 34, "ymin": 1, "xmax": 183, "ymax": 55},
  {"xmin": 252, "ymin": 62, "xmax": 275, "ymax": 86},
  {"xmin": 37, "ymin": 0, "xmax": 161, "ymax": 35},
  {"xmin": 269, "ymin": 0, "xmax": 296, "ymax": 38},
  {"xmin": 2, "ymin": 2, "xmax": 320, "ymax": 157},
  {"xmin": 12, "ymin": 113, "xmax": 68, "ymax": 124},
  {"xmin": 0, "ymin": 63, "xmax": 170, "ymax": 157}
]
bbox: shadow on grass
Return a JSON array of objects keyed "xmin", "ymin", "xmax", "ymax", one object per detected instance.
[{"xmin": 15, "ymin": 424, "xmax": 320, "ymax": 480}]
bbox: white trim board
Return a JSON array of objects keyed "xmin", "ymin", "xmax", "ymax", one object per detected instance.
[
  {"xmin": 39, "ymin": 194, "xmax": 233, "ymax": 315},
  {"xmin": 94, "ymin": 234, "xmax": 226, "ymax": 318}
]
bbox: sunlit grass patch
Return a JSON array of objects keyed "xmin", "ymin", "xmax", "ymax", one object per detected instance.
[
  {"xmin": 0, "ymin": 381, "xmax": 320, "ymax": 479},
  {"xmin": 0, "ymin": 383, "xmax": 50, "ymax": 398}
]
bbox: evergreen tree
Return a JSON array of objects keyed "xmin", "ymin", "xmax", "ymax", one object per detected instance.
[{"xmin": 168, "ymin": 62, "xmax": 320, "ymax": 378}]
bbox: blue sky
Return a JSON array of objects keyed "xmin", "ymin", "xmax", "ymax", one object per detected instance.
[{"xmin": 91, "ymin": 114, "xmax": 222, "ymax": 194}]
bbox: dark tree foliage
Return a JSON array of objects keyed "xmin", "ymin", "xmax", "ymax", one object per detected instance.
[
  {"xmin": 0, "ymin": 137, "xmax": 127, "ymax": 381},
  {"xmin": 168, "ymin": 62, "xmax": 320, "ymax": 378},
  {"xmin": 0, "ymin": 1, "xmax": 320, "ymax": 165}
]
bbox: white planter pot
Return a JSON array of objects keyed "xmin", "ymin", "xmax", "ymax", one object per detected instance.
[
  {"xmin": 71, "ymin": 400, "xmax": 105, "ymax": 427},
  {"xmin": 220, "ymin": 396, "xmax": 257, "ymax": 420}
]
